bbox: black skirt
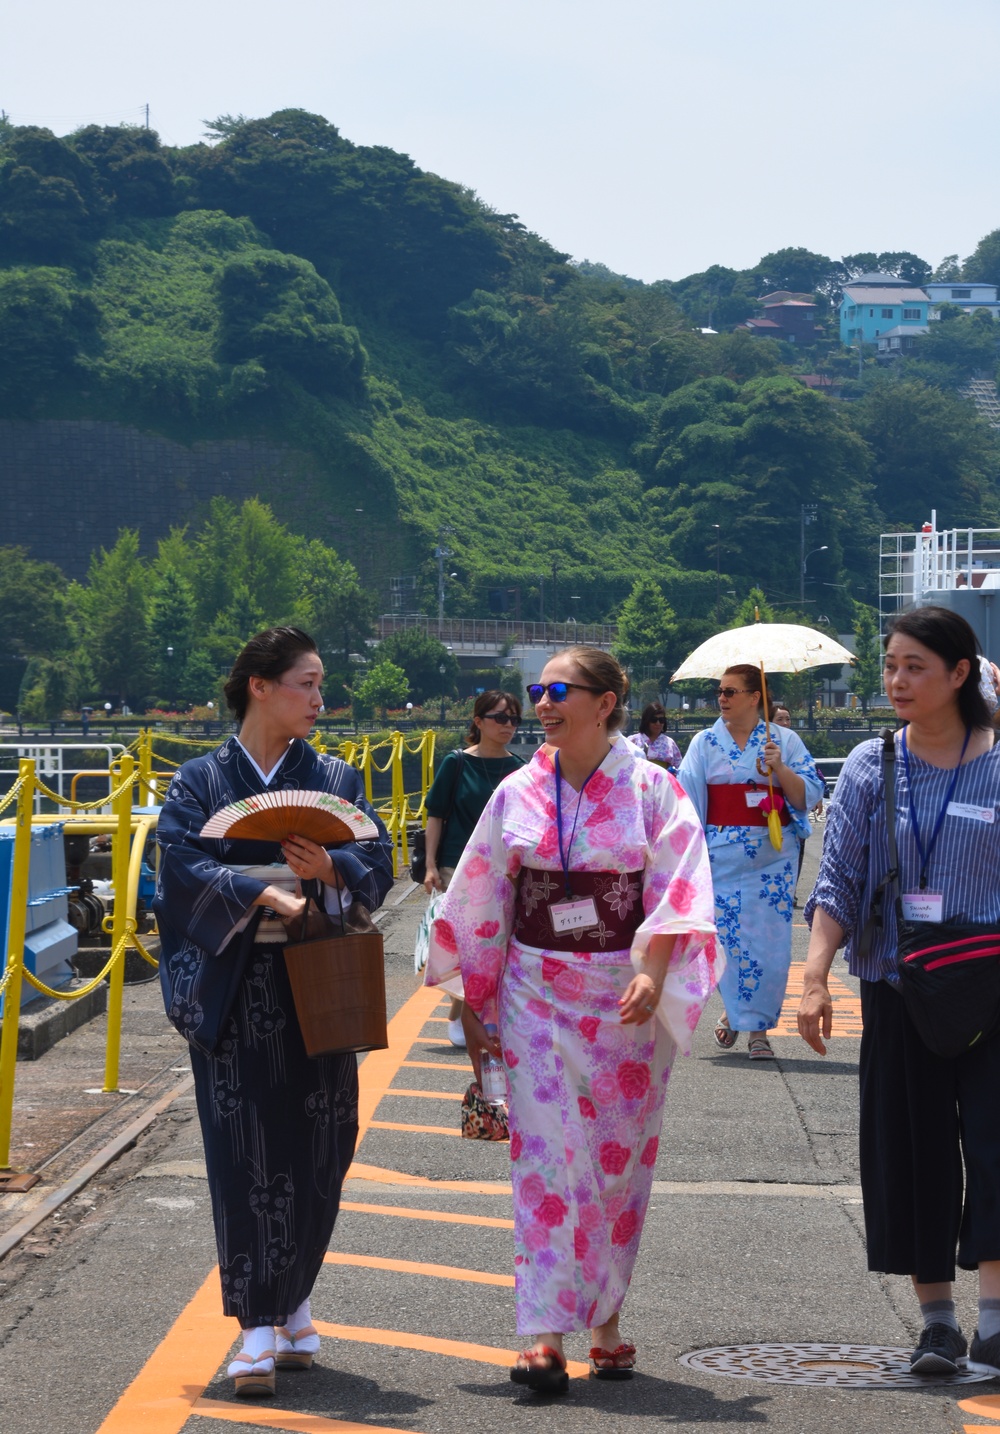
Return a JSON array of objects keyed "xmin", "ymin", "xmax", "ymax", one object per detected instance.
[
  {"xmin": 860, "ymin": 977, "xmax": 1000, "ymax": 1283},
  {"xmin": 189, "ymin": 941, "xmax": 359, "ymax": 1327}
]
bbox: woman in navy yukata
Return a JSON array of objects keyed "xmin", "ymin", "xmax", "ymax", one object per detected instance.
[{"xmin": 154, "ymin": 627, "xmax": 393, "ymax": 1397}]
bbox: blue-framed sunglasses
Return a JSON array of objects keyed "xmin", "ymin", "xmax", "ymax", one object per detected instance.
[{"xmin": 526, "ymin": 681, "xmax": 606, "ymax": 703}]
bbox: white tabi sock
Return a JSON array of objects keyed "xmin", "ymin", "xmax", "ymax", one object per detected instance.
[{"xmin": 228, "ymin": 1323, "xmax": 276, "ymax": 1375}]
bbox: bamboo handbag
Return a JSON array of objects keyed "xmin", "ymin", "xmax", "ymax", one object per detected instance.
[{"xmin": 283, "ymin": 881, "xmax": 388, "ymax": 1057}]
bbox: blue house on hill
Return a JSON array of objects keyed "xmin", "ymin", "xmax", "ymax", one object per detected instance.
[{"xmin": 839, "ymin": 271, "xmax": 930, "ymax": 347}]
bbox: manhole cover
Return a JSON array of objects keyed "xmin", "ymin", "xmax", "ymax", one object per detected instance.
[{"xmin": 679, "ymin": 1342, "xmax": 995, "ymax": 1388}]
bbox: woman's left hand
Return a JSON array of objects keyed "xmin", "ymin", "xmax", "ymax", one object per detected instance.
[
  {"xmin": 281, "ymin": 835, "xmax": 344, "ymax": 886},
  {"xmin": 619, "ymin": 971, "xmax": 661, "ymax": 1025},
  {"xmin": 761, "ymin": 740, "xmax": 784, "ymax": 775}
]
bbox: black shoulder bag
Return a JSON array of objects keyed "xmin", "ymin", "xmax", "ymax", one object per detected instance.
[
  {"xmin": 409, "ymin": 750, "xmax": 465, "ymax": 883},
  {"xmin": 876, "ymin": 728, "xmax": 1000, "ymax": 1058}
]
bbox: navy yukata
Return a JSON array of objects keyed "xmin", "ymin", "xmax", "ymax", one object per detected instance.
[{"xmin": 153, "ymin": 736, "xmax": 394, "ymax": 1327}]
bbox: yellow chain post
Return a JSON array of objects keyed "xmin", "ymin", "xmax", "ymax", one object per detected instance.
[
  {"xmin": 0, "ymin": 763, "xmax": 35, "ymax": 1171},
  {"xmin": 136, "ymin": 728, "xmax": 154, "ymax": 805},
  {"xmin": 103, "ymin": 753, "xmax": 135, "ymax": 1093}
]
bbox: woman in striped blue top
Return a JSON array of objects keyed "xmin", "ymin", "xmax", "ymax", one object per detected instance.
[{"xmin": 799, "ymin": 606, "xmax": 1000, "ymax": 1378}]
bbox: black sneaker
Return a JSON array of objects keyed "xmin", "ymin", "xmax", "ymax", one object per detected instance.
[
  {"xmin": 910, "ymin": 1322, "xmax": 967, "ymax": 1374},
  {"xmin": 969, "ymin": 1329, "xmax": 1000, "ymax": 1376}
]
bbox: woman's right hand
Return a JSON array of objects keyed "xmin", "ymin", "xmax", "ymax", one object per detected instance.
[
  {"xmin": 423, "ymin": 866, "xmax": 444, "ymax": 895},
  {"xmin": 461, "ymin": 1004, "xmax": 502, "ymax": 1088},
  {"xmin": 797, "ymin": 976, "xmax": 833, "ymax": 1055}
]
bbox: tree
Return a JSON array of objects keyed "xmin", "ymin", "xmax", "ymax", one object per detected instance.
[
  {"xmin": 0, "ymin": 266, "xmax": 98, "ymax": 409},
  {"xmin": 71, "ymin": 529, "xmax": 153, "ymax": 707},
  {"xmin": 848, "ymin": 376, "xmax": 1000, "ymax": 529},
  {"xmin": 964, "ymin": 230, "xmax": 1000, "ymax": 287},
  {"xmin": 298, "ymin": 540, "xmax": 375, "ymax": 677},
  {"xmin": 733, "ymin": 587, "xmax": 775, "ymax": 627},
  {"xmin": 751, "ymin": 247, "xmax": 832, "ymax": 296},
  {"xmin": 147, "ymin": 563, "xmax": 199, "ymax": 705},
  {"xmin": 852, "ymin": 602, "xmax": 882, "ymax": 714},
  {"xmin": 613, "ymin": 577, "xmax": 677, "ymax": 679},
  {"xmin": 375, "ymin": 629, "xmax": 459, "ymax": 704},
  {"xmin": 216, "ymin": 249, "xmax": 366, "ymax": 394},
  {"xmin": 0, "ymin": 547, "xmax": 72, "ymax": 709},
  {"xmin": 354, "ymin": 660, "xmax": 408, "ymax": 721}
]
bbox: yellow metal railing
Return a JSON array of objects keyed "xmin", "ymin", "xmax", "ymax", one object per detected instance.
[
  {"xmin": 0, "ymin": 727, "xmax": 441, "ymax": 1175},
  {"xmin": 0, "ymin": 754, "xmax": 158, "ymax": 1172}
]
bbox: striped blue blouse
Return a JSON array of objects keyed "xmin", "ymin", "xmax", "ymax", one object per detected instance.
[{"xmin": 805, "ymin": 732, "xmax": 1000, "ymax": 983}]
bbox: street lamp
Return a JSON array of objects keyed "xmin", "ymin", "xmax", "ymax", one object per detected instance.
[
  {"xmin": 439, "ymin": 661, "xmax": 447, "ymax": 724},
  {"xmin": 712, "ymin": 524, "xmax": 721, "ymax": 608},
  {"xmin": 801, "ymin": 545, "xmax": 828, "ymax": 605}
]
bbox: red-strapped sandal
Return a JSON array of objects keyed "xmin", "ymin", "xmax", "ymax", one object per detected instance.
[
  {"xmin": 589, "ymin": 1341, "xmax": 637, "ymax": 1380},
  {"xmin": 510, "ymin": 1344, "xmax": 569, "ymax": 1394}
]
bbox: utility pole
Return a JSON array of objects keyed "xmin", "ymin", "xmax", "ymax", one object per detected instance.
[
  {"xmin": 144, "ymin": 103, "xmax": 150, "ymax": 129},
  {"xmin": 800, "ymin": 503, "xmax": 818, "ymax": 606},
  {"xmin": 434, "ymin": 527, "xmax": 453, "ymax": 633}
]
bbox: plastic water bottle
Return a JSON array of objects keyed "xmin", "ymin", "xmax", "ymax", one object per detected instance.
[{"xmin": 480, "ymin": 1024, "xmax": 507, "ymax": 1106}]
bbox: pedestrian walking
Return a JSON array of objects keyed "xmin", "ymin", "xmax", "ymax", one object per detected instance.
[
  {"xmin": 426, "ymin": 646, "xmax": 719, "ymax": 1392},
  {"xmin": 154, "ymin": 627, "xmax": 393, "ymax": 1397},
  {"xmin": 421, "ymin": 690, "xmax": 523, "ymax": 1046},
  {"xmin": 799, "ymin": 606, "xmax": 1000, "ymax": 1376},
  {"xmin": 678, "ymin": 665, "xmax": 823, "ymax": 1059},
  {"xmin": 628, "ymin": 702, "xmax": 682, "ymax": 771}
]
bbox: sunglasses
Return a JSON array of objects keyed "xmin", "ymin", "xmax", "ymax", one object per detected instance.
[
  {"xmin": 716, "ymin": 687, "xmax": 752, "ymax": 699},
  {"xmin": 482, "ymin": 712, "xmax": 519, "ymax": 726},
  {"xmin": 527, "ymin": 682, "xmax": 606, "ymax": 704}
]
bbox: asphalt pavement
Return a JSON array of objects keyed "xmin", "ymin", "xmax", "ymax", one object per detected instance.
[{"xmin": 0, "ymin": 836, "xmax": 995, "ymax": 1434}]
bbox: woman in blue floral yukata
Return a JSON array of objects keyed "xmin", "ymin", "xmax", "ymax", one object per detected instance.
[{"xmin": 678, "ymin": 664, "xmax": 823, "ymax": 1059}]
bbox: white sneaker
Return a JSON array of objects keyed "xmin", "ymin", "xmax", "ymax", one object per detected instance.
[{"xmin": 448, "ymin": 1018, "xmax": 467, "ymax": 1047}]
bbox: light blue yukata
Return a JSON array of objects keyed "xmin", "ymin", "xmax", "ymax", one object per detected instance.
[{"xmin": 678, "ymin": 718, "xmax": 823, "ymax": 1031}]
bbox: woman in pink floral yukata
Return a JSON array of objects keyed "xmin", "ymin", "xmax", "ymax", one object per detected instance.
[{"xmin": 426, "ymin": 647, "xmax": 719, "ymax": 1395}]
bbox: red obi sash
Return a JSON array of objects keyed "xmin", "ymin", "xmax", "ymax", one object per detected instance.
[
  {"xmin": 514, "ymin": 867, "xmax": 645, "ymax": 952},
  {"xmin": 706, "ymin": 783, "xmax": 790, "ymax": 829}
]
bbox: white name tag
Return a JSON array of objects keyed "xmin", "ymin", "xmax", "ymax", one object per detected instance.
[
  {"xmin": 901, "ymin": 891, "xmax": 944, "ymax": 922},
  {"xmin": 947, "ymin": 801, "xmax": 995, "ymax": 824},
  {"xmin": 745, "ymin": 791, "xmax": 768, "ymax": 808},
  {"xmin": 550, "ymin": 897, "xmax": 599, "ymax": 934}
]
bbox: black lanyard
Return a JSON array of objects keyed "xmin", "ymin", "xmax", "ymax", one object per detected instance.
[
  {"xmin": 901, "ymin": 725, "xmax": 970, "ymax": 889},
  {"xmin": 554, "ymin": 752, "xmax": 602, "ymax": 899}
]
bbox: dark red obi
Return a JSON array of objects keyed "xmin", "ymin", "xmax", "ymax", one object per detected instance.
[
  {"xmin": 514, "ymin": 867, "xmax": 645, "ymax": 952},
  {"xmin": 706, "ymin": 782, "xmax": 790, "ymax": 828}
]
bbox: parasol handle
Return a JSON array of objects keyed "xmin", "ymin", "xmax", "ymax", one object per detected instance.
[{"xmin": 756, "ymin": 661, "xmax": 775, "ymax": 794}]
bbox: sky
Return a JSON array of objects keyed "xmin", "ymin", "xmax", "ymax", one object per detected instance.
[{"xmin": 3, "ymin": 0, "xmax": 1000, "ymax": 283}]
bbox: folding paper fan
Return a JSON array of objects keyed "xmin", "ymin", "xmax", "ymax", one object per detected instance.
[{"xmin": 199, "ymin": 790, "xmax": 379, "ymax": 845}]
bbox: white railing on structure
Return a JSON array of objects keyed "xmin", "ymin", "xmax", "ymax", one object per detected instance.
[
  {"xmin": 0, "ymin": 745, "xmax": 126, "ymax": 815},
  {"xmin": 879, "ymin": 518, "xmax": 1000, "ymax": 635},
  {"xmin": 378, "ymin": 615, "xmax": 617, "ymax": 648}
]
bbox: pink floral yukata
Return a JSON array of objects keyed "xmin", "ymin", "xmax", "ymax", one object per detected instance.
[{"xmin": 426, "ymin": 735, "xmax": 720, "ymax": 1336}]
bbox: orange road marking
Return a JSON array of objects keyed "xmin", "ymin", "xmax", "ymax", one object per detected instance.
[
  {"xmin": 400, "ymin": 1059, "xmax": 470, "ymax": 1071},
  {"xmin": 962, "ymin": 1426, "xmax": 1000, "ymax": 1432},
  {"xmin": 771, "ymin": 962, "xmax": 863, "ymax": 1038},
  {"xmin": 424, "ymin": 1016, "xmax": 451, "ymax": 1023},
  {"xmin": 343, "ymin": 1161, "xmax": 509, "ymax": 1194},
  {"xmin": 341, "ymin": 1199, "xmax": 514, "ymax": 1229},
  {"xmin": 324, "ymin": 1251, "xmax": 514, "ymax": 1286},
  {"xmin": 313, "ymin": 1321, "xmax": 589, "ymax": 1378},
  {"xmin": 94, "ymin": 978, "xmax": 447, "ymax": 1434},
  {"xmin": 356, "ymin": 983, "xmax": 442, "ymax": 1136},
  {"xmin": 94, "ymin": 1268, "xmax": 238, "ymax": 1433},
  {"xmin": 960, "ymin": 1395, "xmax": 1000, "ymax": 1418},
  {"xmin": 380, "ymin": 1087, "xmax": 464, "ymax": 1100},
  {"xmin": 369, "ymin": 1119, "xmax": 460, "ymax": 1136},
  {"xmin": 190, "ymin": 1400, "xmax": 423, "ymax": 1433}
]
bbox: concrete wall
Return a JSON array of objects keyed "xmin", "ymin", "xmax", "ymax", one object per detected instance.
[{"xmin": 0, "ymin": 419, "xmax": 402, "ymax": 588}]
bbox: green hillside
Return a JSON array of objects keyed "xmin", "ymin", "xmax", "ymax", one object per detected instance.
[{"xmin": 2, "ymin": 108, "xmax": 1000, "ymax": 660}]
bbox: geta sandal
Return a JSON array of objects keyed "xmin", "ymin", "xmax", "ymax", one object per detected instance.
[
  {"xmin": 510, "ymin": 1344, "xmax": 569, "ymax": 1394},
  {"xmin": 275, "ymin": 1322, "xmax": 320, "ymax": 1370},
  {"xmin": 227, "ymin": 1350, "xmax": 276, "ymax": 1397},
  {"xmin": 713, "ymin": 1016, "xmax": 738, "ymax": 1050},
  {"xmin": 589, "ymin": 1341, "xmax": 637, "ymax": 1380}
]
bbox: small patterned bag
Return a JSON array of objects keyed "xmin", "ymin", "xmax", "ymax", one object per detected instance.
[{"xmin": 460, "ymin": 1081, "xmax": 509, "ymax": 1141}]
